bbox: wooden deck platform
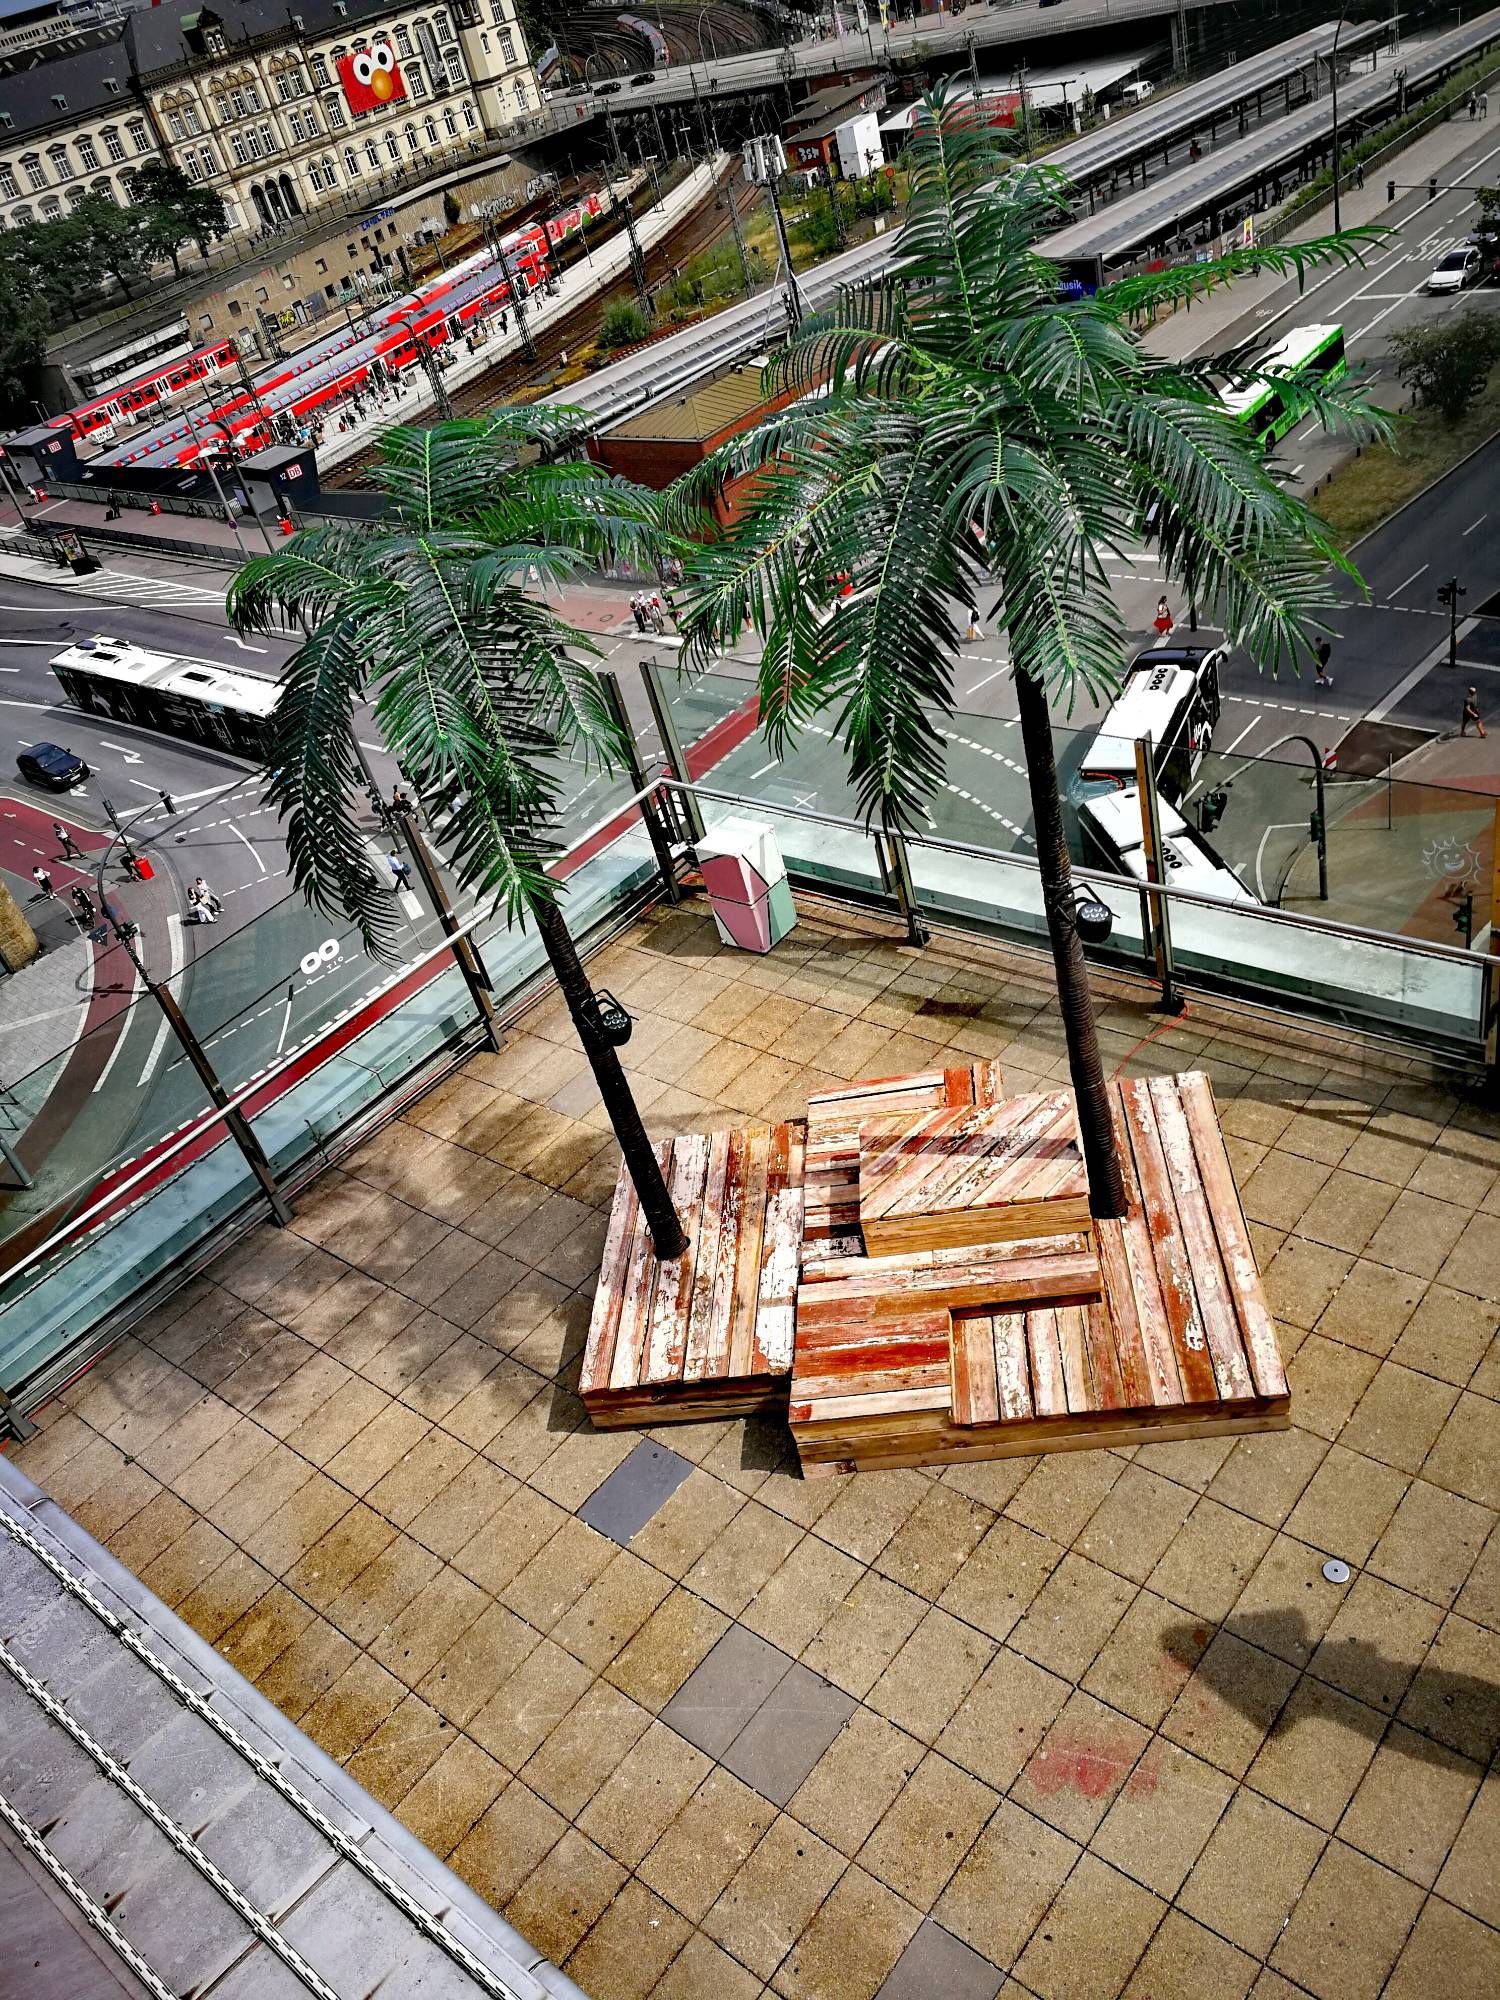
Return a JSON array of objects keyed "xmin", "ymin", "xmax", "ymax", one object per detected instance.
[
  {"xmin": 580, "ymin": 1122, "xmax": 806, "ymax": 1427},
  {"xmin": 858, "ymin": 1089, "xmax": 1090, "ymax": 1257},
  {"xmin": 788, "ymin": 1072, "xmax": 1289, "ymax": 1476}
]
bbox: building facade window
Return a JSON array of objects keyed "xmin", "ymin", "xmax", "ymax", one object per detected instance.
[
  {"xmin": 407, "ymin": 61, "xmax": 425, "ymax": 98},
  {"xmin": 444, "ymin": 48, "xmax": 463, "ymax": 86},
  {"xmin": 403, "ymin": 121, "xmax": 418, "ymax": 151},
  {"xmin": 462, "ymin": 99, "xmax": 477, "ymax": 128},
  {"xmin": 0, "ymin": 165, "xmax": 16, "ymax": 199},
  {"xmin": 442, "ymin": 104, "xmax": 456, "ymax": 136},
  {"xmin": 77, "ymin": 134, "xmax": 100, "ymax": 169},
  {"xmin": 311, "ymin": 53, "xmax": 330, "ymax": 86},
  {"xmin": 324, "ymin": 95, "xmax": 346, "ymax": 129},
  {"xmin": 512, "ymin": 77, "xmax": 526, "ymax": 110},
  {"xmin": 364, "ymin": 137, "xmax": 379, "ymax": 169},
  {"xmin": 46, "ymin": 144, "xmax": 70, "ymax": 180},
  {"xmin": 199, "ymin": 144, "xmax": 218, "ymax": 176},
  {"xmin": 384, "ymin": 131, "xmax": 399, "ymax": 161},
  {"xmin": 498, "ymin": 25, "xmax": 514, "ymax": 62},
  {"xmin": 424, "ymin": 114, "xmax": 438, "ymax": 145},
  {"xmin": 102, "ymin": 127, "xmax": 125, "ymax": 162},
  {"xmin": 167, "ymin": 109, "xmax": 185, "ymax": 139},
  {"xmin": 394, "ymin": 24, "xmax": 412, "ymax": 54},
  {"xmin": 23, "ymin": 154, "xmax": 45, "ymax": 191},
  {"xmin": 39, "ymin": 195, "xmax": 60, "ymax": 219},
  {"xmin": 186, "ymin": 104, "xmax": 203, "ymax": 135},
  {"xmin": 127, "ymin": 117, "xmax": 150, "ymax": 153},
  {"xmin": 343, "ymin": 144, "xmax": 359, "ymax": 176},
  {"xmin": 13, "ymin": 204, "xmax": 33, "ymax": 225}
]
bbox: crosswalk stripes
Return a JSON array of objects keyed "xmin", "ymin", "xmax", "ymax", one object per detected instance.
[{"xmin": 0, "ymin": 547, "xmax": 228, "ymax": 610}]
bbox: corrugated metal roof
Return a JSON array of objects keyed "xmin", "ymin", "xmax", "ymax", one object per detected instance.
[{"xmin": 605, "ymin": 362, "xmax": 773, "ymax": 442}]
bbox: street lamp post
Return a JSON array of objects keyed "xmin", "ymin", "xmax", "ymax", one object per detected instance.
[
  {"xmin": 181, "ymin": 397, "xmax": 250, "ymax": 562},
  {"xmin": 1330, "ymin": 12, "xmax": 1346, "ymax": 231},
  {"xmin": 392, "ymin": 309, "xmax": 454, "ymax": 421},
  {"xmin": 488, "ymin": 218, "xmax": 537, "ymax": 363}
]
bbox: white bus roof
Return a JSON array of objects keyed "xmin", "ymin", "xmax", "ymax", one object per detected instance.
[
  {"xmin": 52, "ymin": 636, "xmax": 280, "ymax": 721},
  {"xmin": 1219, "ymin": 323, "xmax": 1341, "ymax": 417},
  {"xmin": 1120, "ymin": 833, "xmax": 1255, "ymax": 904},
  {"xmin": 1080, "ymin": 787, "xmax": 1187, "ymax": 855},
  {"xmin": 1079, "ymin": 658, "xmax": 1203, "ymax": 777}
]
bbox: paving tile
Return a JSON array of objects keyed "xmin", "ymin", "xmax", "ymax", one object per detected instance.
[
  {"xmin": 660, "ymin": 1624, "xmax": 794, "ymax": 1760},
  {"xmin": 1309, "ymin": 1572, "xmax": 1442, "ymax": 1714},
  {"xmin": 1339, "ymin": 1362, "xmax": 1460, "ymax": 1475},
  {"xmin": 577, "ymin": 1438, "xmax": 695, "ymax": 1545},
  {"xmin": 652, "ymin": 1934, "xmax": 763, "ymax": 2000},
  {"xmin": 812, "ymin": 1469, "xmax": 929, "ymax": 1565},
  {"xmin": 1160, "ymin": 1629, "xmax": 1298, "ymax": 1779},
  {"xmin": 637, "ymin": 1770, "xmax": 776, "ymax": 1923},
  {"xmin": 874, "ymin": 1483, "xmax": 994, "ymax": 1600},
  {"xmin": 1369, "ymin": 1479, "xmax": 1496, "ymax": 1609},
  {"xmin": 1122, "ymin": 1910, "xmax": 1256, "ymax": 2000},
  {"xmin": 859, "ymin": 1751, "xmax": 999, "ymax": 1910},
  {"xmin": 1010, "ymin": 1553, "xmax": 1137, "ymax": 1682},
  {"xmin": 1075, "ymin": 1465, "xmax": 1197, "ymax": 1584},
  {"xmin": 1454, "ymin": 1516, "xmax": 1500, "ymax": 1627},
  {"xmin": 466, "ymin": 1638, "xmax": 594, "ymax": 1773},
  {"xmin": 1091, "ymin": 1737, "xmax": 1235, "ymax": 1899},
  {"xmin": 802, "ymin": 1573, "xmax": 928, "ymax": 1700},
  {"xmin": 1179, "ymin": 1789, "xmax": 1326, "ymax": 1959},
  {"xmin": 1385, "ymin": 1894, "xmax": 1500, "ymax": 2000},
  {"xmin": 577, "ymin": 1721, "xmax": 714, "ymax": 1869},
  {"xmin": 789, "ymin": 1709, "xmax": 923, "ymax": 1858},
  {"xmin": 1313, "ymin": 1258, "xmax": 1426, "ymax": 1359},
  {"xmin": 1012, "ymin": 1853, "xmax": 1165, "ymax": 2000},
  {"xmin": 1396, "ymin": 1610, "xmax": 1500, "ymax": 1763},
  {"xmin": 1338, "ymin": 1722, "xmax": 1483, "ymax": 1887},
  {"xmin": 604, "ymin": 1588, "xmax": 730, "ymax": 1715},
  {"xmin": 1012, "ymin": 1690, "xmax": 1149, "ymax": 1842},
  {"xmin": 770, "ymin": 1864, "xmax": 922, "ymax": 2000},
  {"xmin": 1004, "ymin": 1451, "xmax": 1123, "ymax": 1545},
  {"xmin": 874, "ymin": 1919, "xmax": 1003, "ymax": 2000},
  {"xmin": 1283, "ymin": 1443, "xmax": 1408, "ymax": 1567},
  {"xmin": 740, "ymin": 1533, "xmax": 864, "ymax": 1659},
  {"xmin": 504, "ymin": 1827, "xmax": 627, "ymax": 1965},
  {"xmin": 1082, "ymin": 1588, "xmax": 1212, "ymax": 1729},
  {"xmin": 393, "ymin": 1734, "xmax": 506, "ymax": 1860},
  {"xmin": 1281, "ymin": 1334, "xmax": 1380, "ymax": 1440},
  {"xmin": 1245, "ymin": 1675, "xmax": 1383, "ymax": 1832},
  {"xmin": 683, "ymin": 1500, "xmax": 802, "ymax": 1618},
  {"xmin": 1389, "ymin": 1283, "xmax": 1497, "ymax": 1386},
  {"xmin": 933, "ymin": 1796, "xmax": 1079, "ymax": 1972},
  {"xmin": 1436, "ymin": 1774, "xmax": 1500, "ymax": 1929},
  {"xmin": 1268, "ymin": 1840, "xmax": 1423, "ymax": 2000},
  {"xmin": 868, "ymin": 1608, "xmax": 996, "ymax": 1747},
  {"xmin": 720, "ymin": 1661, "xmax": 856, "ymax": 1809},
  {"xmin": 563, "ymin": 1878, "xmax": 693, "ymax": 2000},
  {"xmin": 1424, "ymin": 1391, "xmax": 1500, "ymax": 1513},
  {"xmin": 702, "ymin": 1814, "xmax": 846, "ymax": 1981}
]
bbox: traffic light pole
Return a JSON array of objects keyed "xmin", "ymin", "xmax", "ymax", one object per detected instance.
[
  {"xmin": 1439, "ymin": 575, "xmax": 1466, "ymax": 668},
  {"xmin": 1265, "ymin": 733, "xmax": 1329, "ymax": 901}
]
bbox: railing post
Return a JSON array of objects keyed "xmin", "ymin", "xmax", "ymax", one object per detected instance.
[
  {"xmin": 1134, "ymin": 736, "xmax": 1184, "ymax": 1014},
  {"xmin": 638, "ymin": 657, "xmax": 706, "ymax": 843},
  {"xmin": 600, "ymin": 669, "xmax": 681, "ymax": 903},
  {"xmin": 885, "ymin": 831, "xmax": 929, "ymax": 948}
]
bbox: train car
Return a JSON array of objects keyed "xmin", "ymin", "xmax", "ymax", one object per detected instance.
[
  {"xmin": 543, "ymin": 189, "xmax": 605, "ymax": 247},
  {"xmin": 62, "ymin": 339, "xmax": 239, "ymax": 445}
]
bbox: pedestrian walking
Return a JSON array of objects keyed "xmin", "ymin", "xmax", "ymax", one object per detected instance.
[
  {"xmin": 1469, "ymin": 91, "xmax": 1478, "ymax": 120},
  {"xmin": 387, "ymin": 851, "xmax": 413, "ymax": 889},
  {"xmin": 1355, "ymin": 160, "xmax": 1364, "ymax": 190},
  {"xmin": 51, "ymin": 821, "xmax": 80, "ymax": 859},
  {"xmin": 649, "ymin": 593, "xmax": 666, "ymax": 636},
  {"xmin": 630, "ymin": 593, "xmax": 648, "ymax": 634},
  {"xmin": 1482, "ymin": 90, "xmax": 1490, "ymax": 119},
  {"xmin": 31, "ymin": 864, "xmax": 55, "ymax": 899},
  {"xmin": 966, "ymin": 604, "xmax": 981, "ymax": 642},
  {"xmin": 1461, "ymin": 687, "xmax": 1487, "ymax": 738},
  {"xmin": 1314, "ymin": 638, "xmax": 1333, "ymax": 689},
  {"xmin": 70, "ymin": 884, "xmax": 95, "ymax": 925},
  {"xmin": 191, "ymin": 875, "xmax": 223, "ymax": 921},
  {"xmin": 1153, "ymin": 596, "xmax": 1174, "ymax": 639}
]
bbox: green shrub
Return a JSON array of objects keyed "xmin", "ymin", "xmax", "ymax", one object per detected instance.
[{"xmin": 598, "ymin": 300, "xmax": 652, "ymax": 348}]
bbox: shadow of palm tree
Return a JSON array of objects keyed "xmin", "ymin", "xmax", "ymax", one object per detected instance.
[{"xmin": 1167, "ymin": 1611, "xmax": 1500, "ymax": 1771}]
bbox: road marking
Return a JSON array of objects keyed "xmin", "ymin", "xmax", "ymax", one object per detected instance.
[
  {"xmin": 91, "ymin": 959, "xmax": 143, "ymax": 1094},
  {"xmin": 275, "ymin": 989, "xmax": 294, "ymax": 1057},
  {"xmin": 226, "ymin": 633, "xmax": 267, "ymax": 654},
  {"xmin": 1223, "ymin": 718, "xmax": 1261, "ymax": 756},
  {"xmin": 1464, "ymin": 513, "xmax": 1488, "ymax": 536},
  {"xmin": 1255, "ymin": 822, "xmax": 1309, "ymax": 903},
  {"xmin": 228, "ymin": 820, "xmax": 268, "ymax": 874},
  {"xmin": 1388, "ymin": 563, "xmax": 1430, "ymax": 601},
  {"xmin": 97, "ymin": 740, "xmax": 143, "ymax": 765},
  {"xmin": 963, "ymin": 664, "xmax": 1010, "ymax": 695},
  {"xmin": 136, "ymin": 915, "xmax": 183, "ymax": 1087}
]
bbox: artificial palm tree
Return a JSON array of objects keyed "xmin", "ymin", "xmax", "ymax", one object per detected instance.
[
  {"xmin": 673, "ymin": 85, "xmax": 1382, "ymax": 1218},
  {"xmin": 227, "ymin": 407, "xmax": 687, "ymax": 1257}
]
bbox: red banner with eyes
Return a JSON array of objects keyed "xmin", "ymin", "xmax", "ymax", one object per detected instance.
[{"xmin": 337, "ymin": 38, "xmax": 407, "ymax": 113}]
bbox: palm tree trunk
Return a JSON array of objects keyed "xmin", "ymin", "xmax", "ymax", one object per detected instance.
[
  {"xmin": 1013, "ymin": 664, "xmax": 1129, "ymax": 1220},
  {"xmin": 530, "ymin": 891, "xmax": 687, "ymax": 1258}
]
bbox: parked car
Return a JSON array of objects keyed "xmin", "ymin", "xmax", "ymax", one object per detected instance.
[
  {"xmin": 17, "ymin": 742, "xmax": 89, "ymax": 791},
  {"xmin": 1426, "ymin": 246, "xmax": 1482, "ymax": 293}
]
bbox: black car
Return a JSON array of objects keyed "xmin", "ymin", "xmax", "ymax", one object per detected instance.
[
  {"xmin": 595, "ymin": 78, "xmax": 623, "ymax": 94},
  {"xmin": 630, "ymin": 71, "xmax": 654, "ymax": 86},
  {"xmin": 17, "ymin": 742, "xmax": 90, "ymax": 791}
]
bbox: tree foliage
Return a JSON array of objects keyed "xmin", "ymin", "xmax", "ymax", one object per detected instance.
[
  {"xmin": 226, "ymin": 406, "xmax": 663, "ymax": 956},
  {"xmin": 126, "ymin": 159, "xmax": 227, "ymax": 272},
  {"xmin": 671, "ymin": 84, "xmax": 1386, "ymax": 833},
  {"xmin": 1390, "ymin": 308, "xmax": 1500, "ymax": 423}
]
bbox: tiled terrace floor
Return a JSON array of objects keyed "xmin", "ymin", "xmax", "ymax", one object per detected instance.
[{"xmin": 15, "ymin": 901, "xmax": 1500, "ymax": 2000}]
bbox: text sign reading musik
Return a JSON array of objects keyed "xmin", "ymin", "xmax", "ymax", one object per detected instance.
[{"xmin": 337, "ymin": 39, "xmax": 408, "ymax": 114}]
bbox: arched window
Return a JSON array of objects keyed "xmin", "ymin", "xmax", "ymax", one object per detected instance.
[
  {"xmin": 344, "ymin": 144, "xmax": 359, "ymax": 177},
  {"xmin": 39, "ymin": 195, "xmax": 61, "ymax": 220},
  {"xmin": 423, "ymin": 115, "xmax": 438, "ymax": 147},
  {"xmin": 462, "ymin": 100, "xmax": 477, "ymax": 129},
  {"xmin": 403, "ymin": 121, "xmax": 418, "ymax": 153},
  {"xmin": 13, "ymin": 204, "xmax": 34, "ymax": 226},
  {"xmin": 442, "ymin": 105, "xmax": 456, "ymax": 137},
  {"xmin": 90, "ymin": 176, "xmax": 114, "ymax": 201}
]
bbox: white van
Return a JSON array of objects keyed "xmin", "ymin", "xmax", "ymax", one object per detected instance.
[{"xmin": 1119, "ymin": 80, "xmax": 1155, "ymax": 104}]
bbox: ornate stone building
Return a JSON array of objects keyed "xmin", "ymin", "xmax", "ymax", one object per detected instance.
[{"xmin": 0, "ymin": 0, "xmax": 540, "ymax": 238}]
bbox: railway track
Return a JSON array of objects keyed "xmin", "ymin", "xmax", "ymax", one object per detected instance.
[{"xmin": 327, "ymin": 160, "xmax": 753, "ymax": 485}]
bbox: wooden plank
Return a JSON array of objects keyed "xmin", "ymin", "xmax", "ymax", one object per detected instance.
[
  {"xmin": 608, "ymin": 1140, "xmax": 671, "ymax": 1392},
  {"xmin": 1146, "ymin": 1075, "xmax": 1256, "ymax": 1403},
  {"xmin": 944, "ymin": 1064, "xmax": 978, "ymax": 1106},
  {"xmin": 753, "ymin": 1127, "xmax": 804, "ymax": 1376},
  {"xmin": 1078, "ymin": 1300, "xmax": 1127, "ymax": 1412},
  {"xmin": 868, "ymin": 1247, "xmax": 1100, "ymax": 1319},
  {"xmin": 1178, "ymin": 1072, "xmax": 1288, "ymax": 1401},
  {"xmin": 702, "ymin": 1127, "xmax": 748, "ymax": 1381},
  {"xmin": 921, "ymin": 1093, "xmax": 1069, "ymax": 1216},
  {"xmin": 1117, "ymin": 1078, "xmax": 1218, "ymax": 1407},
  {"xmin": 973, "ymin": 1057, "xmax": 1007, "ymax": 1107},
  {"xmin": 726, "ymin": 1125, "xmax": 772, "ymax": 1379},
  {"xmin": 1028, "ymin": 1307, "xmax": 1069, "ymax": 1418},
  {"xmin": 683, "ymin": 1129, "xmax": 733, "ymax": 1383},
  {"xmin": 994, "ymin": 1312, "xmax": 1034, "ymax": 1421},
  {"xmin": 645, "ymin": 1133, "xmax": 709, "ymax": 1386},
  {"xmin": 951, "ymin": 1313, "xmax": 999, "ymax": 1425},
  {"xmin": 791, "ymin": 1402, "xmax": 1291, "ymax": 1475},
  {"xmin": 1117, "ymin": 1197, "xmax": 1184, "ymax": 1408},
  {"xmin": 1092, "ymin": 1220, "xmax": 1158, "ymax": 1410},
  {"xmin": 580, "ymin": 1164, "xmax": 639, "ymax": 1396},
  {"xmin": 1053, "ymin": 1304, "xmax": 1095, "ymax": 1414},
  {"xmin": 861, "ymin": 1197, "xmax": 1094, "ymax": 1258}
]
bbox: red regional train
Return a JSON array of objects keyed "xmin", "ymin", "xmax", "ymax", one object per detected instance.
[
  {"xmin": 55, "ymin": 213, "xmax": 568, "ymax": 470},
  {"xmin": 59, "ymin": 338, "xmax": 240, "ymax": 446}
]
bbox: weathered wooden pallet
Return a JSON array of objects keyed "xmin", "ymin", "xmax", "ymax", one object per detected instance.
[
  {"xmin": 859, "ymin": 1088, "xmax": 1090, "ymax": 1257},
  {"xmin": 803, "ymin": 1059, "xmax": 1006, "ymax": 1266},
  {"xmin": 580, "ymin": 1120, "xmax": 806, "ymax": 1427},
  {"xmin": 789, "ymin": 1071, "xmax": 1288, "ymax": 1475}
]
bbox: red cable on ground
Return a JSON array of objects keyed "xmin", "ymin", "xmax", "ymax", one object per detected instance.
[{"xmin": 1111, "ymin": 1000, "xmax": 1193, "ymax": 1078}]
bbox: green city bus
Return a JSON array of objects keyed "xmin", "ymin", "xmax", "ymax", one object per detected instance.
[{"xmin": 1218, "ymin": 323, "xmax": 1348, "ymax": 449}]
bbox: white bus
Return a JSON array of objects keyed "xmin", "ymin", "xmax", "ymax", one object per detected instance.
[
  {"xmin": 1073, "ymin": 640, "xmax": 1227, "ymax": 806},
  {"xmin": 50, "ymin": 636, "xmax": 279, "ymax": 762},
  {"xmin": 1080, "ymin": 785, "xmax": 1256, "ymax": 906}
]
